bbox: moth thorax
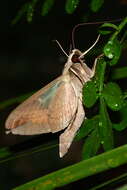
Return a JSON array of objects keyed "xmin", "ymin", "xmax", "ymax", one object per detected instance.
[{"xmin": 71, "ymin": 63, "xmax": 88, "ymax": 84}]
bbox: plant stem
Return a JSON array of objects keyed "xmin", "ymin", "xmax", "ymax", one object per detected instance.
[
  {"xmin": 98, "ymin": 59, "xmax": 106, "ymax": 93},
  {"xmin": 111, "ymin": 17, "xmax": 127, "ymax": 41},
  {"xmin": 90, "ymin": 172, "xmax": 127, "ymax": 190},
  {"xmin": 13, "ymin": 144, "xmax": 127, "ymax": 190}
]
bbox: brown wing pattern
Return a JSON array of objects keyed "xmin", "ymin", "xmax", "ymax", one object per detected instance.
[
  {"xmin": 5, "ymin": 76, "xmax": 61, "ymax": 129},
  {"xmin": 5, "ymin": 74, "xmax": 77, "ymax": 135},
  {"xmin": 48, "ymin": 77, "xmax": 77, "ymax": 132}
]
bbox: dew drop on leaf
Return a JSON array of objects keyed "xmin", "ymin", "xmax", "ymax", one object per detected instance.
[
  {"xmin": 108, "ymin": 41, "xmax": 113, "ymax": 45},
  {"xmin": 108, "ymin": 53, "xmax": 114, "ymax": 59},
  {"xmin": 106, "ymin": 48, "xmax": 110, "ymax": 52},
  {"xmin": 99, "ymin": 122, "xmax": 102, "ymax": 127},
  {"xmin": 114, "ymin": 103, "xmax": 118, "ymax": 108}
]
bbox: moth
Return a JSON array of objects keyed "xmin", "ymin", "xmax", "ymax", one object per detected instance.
[{"xmin": 5, "ymin": 35, "xmax": 100, "ymax": 158}]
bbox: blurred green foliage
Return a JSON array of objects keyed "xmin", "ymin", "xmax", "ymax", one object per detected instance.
[
  {"xmin": 81, "ymin": 17, "xmax": 127, "ymax": 159},
  {"xmin": 11, "ymin": 0, "xmax": 106, "ymax": 24}
]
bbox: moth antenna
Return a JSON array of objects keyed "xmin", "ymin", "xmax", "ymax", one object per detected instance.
[
  {"xmin": 69, "ymin": 43, "xmax": 72, "ymax": 54},
  {"xmin": 71, "ymin": 18, "xmax": 122, "ymax": 49},
  {"xmin": 79, "ymin": 34, "xmax": 100, "ymax": 58},
  {"xmin": 54, "ymin": 40, "xmax": 69, "ymax": 57}
]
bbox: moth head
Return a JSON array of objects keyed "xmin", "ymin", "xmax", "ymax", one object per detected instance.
[
  {"xmin": 70, "ymin": 49, "xmax": 83, "ymax": 64},
  {"xmin": 70, "ymin": 34, "xmax": 101, "ymax": 64},
  {"xmin": 69, "ymin": 49, "xmax": 94, "ymax": 84}
]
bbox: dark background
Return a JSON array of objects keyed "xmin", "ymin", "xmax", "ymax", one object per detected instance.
[{"xmin": 0, "ymin": 0, "xmax": 127, "ymax": 189}]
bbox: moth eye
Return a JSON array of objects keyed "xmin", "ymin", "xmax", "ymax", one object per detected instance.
[{"xmin": 71, "ymin": 54, "xmax": 80, "ymax": 63}]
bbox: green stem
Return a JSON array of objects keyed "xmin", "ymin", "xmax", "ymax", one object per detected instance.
[
  {"xmin": 90, "ymin": 172, "xmax": 127, "ymax": 190},
  {"xmin": 13, "ymin": 144, "xmax": 127, "ymax": 190},
  {"xmin": 111, "ymin": 17, "xmax": 127, "ymax": 41},
  {"xmin": 98, "ymin": 58, "xmax": 113, "ymax": 150},
  {"xmin": 98, "ymin": 60, "xmax": 106, "ymax": 93},
  {"xmin": 99, "ymin": 97, "xmax": 114, "ymax": 150}
]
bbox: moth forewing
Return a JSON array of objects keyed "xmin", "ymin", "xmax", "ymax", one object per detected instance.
[
  {"xmin": 45, "ymin": 74, "xmax": 78, "ymax": 133},
  {"xmin": 5, "ymin": 47, "xmax": 97, "ymax": 157},
  {"xmin": 59, "ymin": 75, "xmax": 85, "ymax": 157},
  {"xmin": 5, "ymin": 72, "xmax": 78, "ymax": 136},
  {"xmin": 5, "ymin": 76, "xmax": 63, "ymax": 131}
]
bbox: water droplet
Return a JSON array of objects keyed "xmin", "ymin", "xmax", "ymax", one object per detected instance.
[
  {"xmin": 106, "ymin": 48, "xmax": 110, "ymax": 52},
  {"xmin": 108, "ymin": 41, "xmax": 113, "ymax": 45},
  {"xmin": 99, "ymin": 122, "xmax": 102, "ymax": 127},
  {"xmin": 108, "ymin": 53, "xmax": 114, "ymax": 59},
  {"xmin": 114, "ymin": 103, "xmax": 118, "ymax": 107},
  {"xmin": 72, "ymin": 0, "xmax": 77, "ymax": 8}
]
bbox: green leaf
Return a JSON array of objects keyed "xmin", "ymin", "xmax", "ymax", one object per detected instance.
[
  {"xmin": 99, "ymin": 23, "xmax": 119, "ymax": 35},
  {"xmin": 12, "ymin": 144, "xmax": 127, "ymax": 190},
  {"xmin": 65, "ymin": 0, "xmax": 79, "ymax": 14},
  {"xmin": 75, "ymin": 115, "xmax": 99, "ymax": 141},
  {"xmin": 82, "ymin": 128, "xmax": 100, "ymax": 160},
  {"xmin": 26, "ymin": 0, "xmax": 38, "ymax": 22},
  {"xmin": 99, "ymin": 98, "xmax": 114, "ymax": 151},
  {"xmin": 11, "ymin": 3, "xmax": 28, "ymax": 25},
  {"xmin": 90, "ymin": 0, "xmax": 104, "ymax": 12},
  {"xmin": 11, "ymin": 0, "xmax": 38, "ymax": 24},
  {"xmin": 83, "ymin": 80, "xmax": 98, "ymax": 108},
  {"xmin": 94, "ymin": 57, "xmax": 106, "ymax": 90},
  {"xmin": 103, "ymin": 82, "xmax": 123, "ymax": 111},
  {"xmin": 26, "ymin": 3, "xmax": 34, "ymax": 22},
  {"xmin": 99, "ymin": 23, "xmax": 119, "ymax": 30},
  {"xmin": 0, "ymin": 147, "xmax": 12, "ymax": 159},
  {"xmin": 104, "ymin": 38, "xmax": 121, "ymax": 65},
  {"xmin": 41, "ymin": 0, "xmax": 55, "ymax": 16},
  {"xmin": 113, "ymin": 105, "xmax": 127, "ymax": 131},
  {"xmin": 99, "ymin": 30, "xmax": 112, "ymax": 35}
]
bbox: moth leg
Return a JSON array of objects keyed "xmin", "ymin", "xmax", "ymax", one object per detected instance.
[
  {"xmin": 90, "ymin": 53, "xmax": 104, "ymax": 78},
  {"xmin": 89, "ymin": 57, "xmax": 98, "ymax": 78},
  {"xmin": 80, "ymin": 61, "xmax": 93, "ymax": 77},
  {"xmin": 59, "ymin": 99, "xmax": 85, "ymax": 158}
]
